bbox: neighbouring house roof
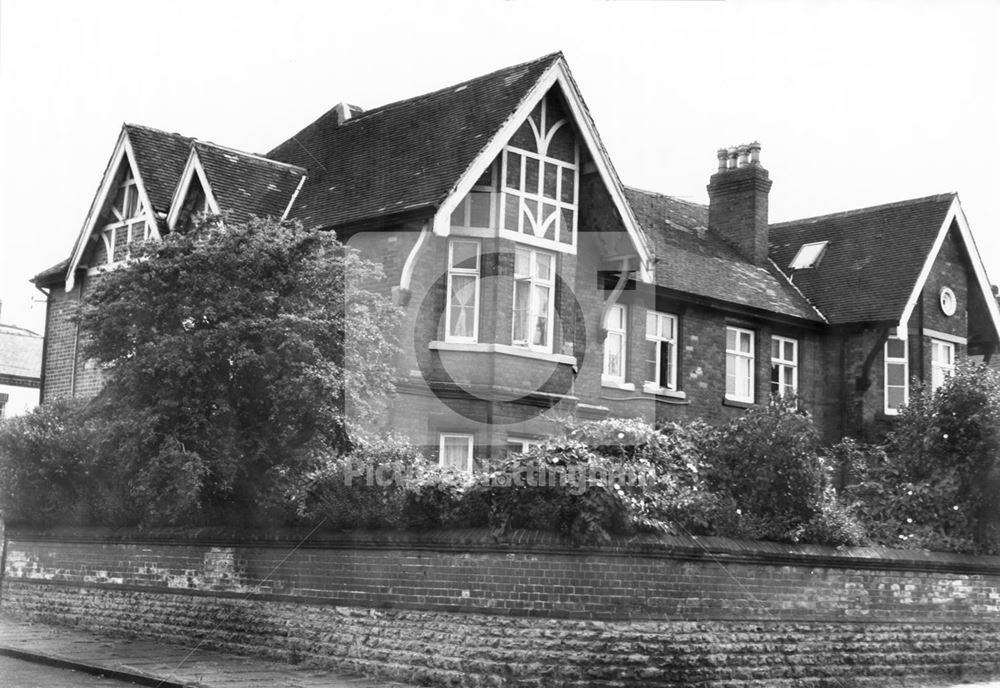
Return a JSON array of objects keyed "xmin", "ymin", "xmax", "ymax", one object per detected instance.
[
  {"xmin": 32, "ymin": 258, "xmax": 71, "ymax": 287},
  {"xmin": 267, "ymin": 52, "xmax": 563, "ymax": 229},
  {"xmin": 626, "ymin": 187, "xmax": 825, "ymax": 323},
  {"xmin": 769, "ymin": 194, "xmax": 958, "ymax": 325},
  {"xmin": 0, "ymin": 324, "xmax": 43, "ymax": 379},
  {"xmin": 192, "ymin": 142, "xmax": 306, "ymax": 222}
]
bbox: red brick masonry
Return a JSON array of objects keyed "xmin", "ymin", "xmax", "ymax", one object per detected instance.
[{"xmin": 2, "ymin": 529, "xmax": 999, "ymax": 686}]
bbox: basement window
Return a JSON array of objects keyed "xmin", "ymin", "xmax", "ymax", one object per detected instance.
[{"xmin": 788, "ymin": 241, "xmax": 829, "ymax": 270}]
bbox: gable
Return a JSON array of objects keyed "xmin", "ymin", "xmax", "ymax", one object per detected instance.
[
  {"xmin": 430, "ymin": 59, "xmax": 653, "ymax": 280},
  {"xmin": 64, "ymin": 128, "xmax": 158, "ymax": 290}
]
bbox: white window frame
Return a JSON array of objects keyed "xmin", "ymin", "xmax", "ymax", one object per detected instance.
[
  {"xmin": 644, "ymin": 311, "xmax": 678, "ymax": 391},
  {"xmin": 512, "ymin": 246, "xmax": 556, "ymax": 353},
  {"xmin": 450, "ymin": 163, "xmax": 497, "ymax": 230},
  {"xmin": 100, "ymin": 168, "xmax": 149, "ymax": 265},
  {"xmin": 499, "ymin": 95, "xmax": 579, "ymax": 251},
  {"xmin": 770, "ymin": 335, "xmax": 798, "ymax": 398},
  {"xmin": 506, "ymin": 436, "xmax": 541, "ymax": 454},
  {"xmin": 445, "ymin": 240, "xmax": 481, "ymax": 343},
  {"xmin": 439, "ymin": 433, "xmax": 474, "ymax": 473},
  {"xmin": 602, "ymin": 303, "xmax": 628, "ymax": 385},
  {"xmin": 788, "ymin": 241, "xmax": 829, "ymax": 270},
  {"xmin": 930, "ymin": 339, "xmax": 955, "ymax": 393},
  {"xmin": 884, "ymin": 336, "xmax": 909, "ymax": 415},
  {"xmin": 725, "ymin": 326, "xmax": 755, "ymax": 403}
]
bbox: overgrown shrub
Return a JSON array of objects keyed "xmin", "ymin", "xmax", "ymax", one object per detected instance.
[
  {"xmin": 0, "ymin": 401, "xmax": 135, "ymax": 526},
  {"xmin": 701, "ymin": 398, "xmax": 864, "ymax": 545},
  {"xmin": 846, "ymin": 363, "xmax": 1000, "ymax": 553}
]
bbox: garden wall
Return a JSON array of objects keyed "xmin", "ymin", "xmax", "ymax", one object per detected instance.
[{"xmin": 2, "ymin": 528, "xmax": 1000, "ymax": 686}]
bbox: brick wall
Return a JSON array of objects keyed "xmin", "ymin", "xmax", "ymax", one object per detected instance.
[{"xmin": 3, "ymin": 530, "xmax": 999, "ymax": 686}]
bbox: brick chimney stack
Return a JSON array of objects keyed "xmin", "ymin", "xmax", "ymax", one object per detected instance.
[{"xmin": 707, "ymin": 142, "xmax": 773, "ymax": 266}]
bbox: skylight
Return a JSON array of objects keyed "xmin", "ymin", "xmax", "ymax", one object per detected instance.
[{"xmin": 789, "ymin": 241, "xmax": 829, "ymax": 270}]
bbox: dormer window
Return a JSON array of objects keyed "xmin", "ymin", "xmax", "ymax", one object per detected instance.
[
  {"xmin": 99, "ymin": 168, "xmax": 149, "ymax": 265},
  {"xmin": 500, "ymin": 92, "xmax": 579, "ymax": 251},
  {"xmin": 789, "ymin": 241, "xmax": 828, "ymax": 270}
]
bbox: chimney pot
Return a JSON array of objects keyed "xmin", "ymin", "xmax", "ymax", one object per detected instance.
[
  {"xmin": 707, "ymin": 141, "xmax": 772, "ymax": 265},
  {"xmin": 737, "ymin": 145, "xmax": 750, "ymax": 168},
  {"xmin": 716, "ymin": 149, "xmax": 728, "ymax": 171}
]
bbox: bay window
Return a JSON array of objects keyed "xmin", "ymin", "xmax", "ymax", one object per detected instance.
[{"xmin": 512, "ymin": 246, "xmax": 555, "ymax": 352}]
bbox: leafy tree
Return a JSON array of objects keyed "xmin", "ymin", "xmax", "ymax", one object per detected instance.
[{"xmin": 75, "ymin": 216, "xmax": 400, "ymax": 525}]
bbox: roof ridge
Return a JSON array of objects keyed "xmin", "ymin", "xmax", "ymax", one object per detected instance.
[
  {"xmin": 124, "ymin": 122, "xmax": 194, "ymax": 141},
  {"xmin": 625, "ymin": 185, "xmax": 707, "ymax": 209},
  {"xmin": 0, "ymin": 324, "xmax": 43, "ymax": 338},
  {"xmin": 771, "ymin": 192, "xmax": 956, "ymax": 228},
  {"xmin": 349, "ymin": 52, "xmax": 564, "ymax": 123},
  {"xmin": 194, "ymin": 140, "xmax": 307, "ymax": 173}
]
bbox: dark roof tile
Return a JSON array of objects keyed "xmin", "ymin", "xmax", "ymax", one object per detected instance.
[
  {"xmin": 195, "ymin": 142, "xmax": 305, "ymax": 222},
  {"xmin": 770, "ymin": 194, "xmax": 955, "ymax": 324},
  {"xmin": 626, "ymin": 187, "xmax": 824, "ymax": 322},
  {"xmin": 125, "ymin": 124, "xmax": 193, "ymax": 214},
  {"xmin": 268, "ymin": 53, "xmax": 562, "ymax": 229}
]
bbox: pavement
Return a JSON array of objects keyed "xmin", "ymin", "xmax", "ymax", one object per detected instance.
[{"xmin": 0, "ymin": 614, "xmax": 409, "ymax": 688}]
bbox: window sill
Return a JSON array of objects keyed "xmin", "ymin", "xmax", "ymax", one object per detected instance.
[
  {"xmin": 722, "ymin": 397, "xmax": 754, "ymax": 409},
  {"xmin": 429, "ymin": 341, "xmax": 576, "ymax": 365},
  {"xmin": 601, "ymin": 377, "xmax": 635, "ymax": 391},
  {"xmin": 642, "ymin": 382, "xmax": 686, "ymax": 399}
]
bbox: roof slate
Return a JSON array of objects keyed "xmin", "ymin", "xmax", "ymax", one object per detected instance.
[
  {"xmin": 195, "ymin": 142, "xmax": 306, "ymax": 222},
  {"xmin": 770, "ymin": 194, "xmax": 956, "ymax": 325},
  {"xmin": 626, "ymin": 187, "xmax": 824, "ymax": 322},
  {"xmin": 267, "ymin": 53, "xmax": 562, "ymax": 229},
  {"xmin": 125, "ymin": 124, "xmax": 193, "ymax": 214},
  {"xmin": 0, "ymin": 324, "xmax": 43, "ymax": 378}
]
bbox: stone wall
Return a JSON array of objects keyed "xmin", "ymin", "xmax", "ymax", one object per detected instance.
[{"xmin": 3, "ymin": 529, "xmax": 1000, "ymax": 686}]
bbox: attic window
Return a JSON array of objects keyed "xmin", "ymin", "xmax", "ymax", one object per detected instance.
[{"xmin": 788, "ymin": 241, "xmax": 828, "ymax": 270}]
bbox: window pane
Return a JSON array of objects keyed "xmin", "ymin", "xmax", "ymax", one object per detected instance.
[
  {"xmin": 606, "ymin": 332, "xmax": 623, "ymax": 376},
  {"xmin": 543, "ymin": 162, "xmax": 558, "ymax": 199},
  {"xmin": 739, "ymin": 331, "xmax": 752, "ymax": 353},
  {"xmin": 887, "ymin": 363, "xmax": 905, "ymax": 386},
  {"xmin": 772, "ymin": 338, "xmax": 781, "ymax": 359},
  {"xmin": 561, "ymin": 167, "xmax": 575, "ymax": 203},
  {"xmin": 726, "ymin": 355, "xmax": 737, "ymax": 395},
  {"xmin": 514, "ymin": 247, "xmax": 530, "ymax": 277},
  {"xmin": 525, "ymin": 158, "xmax": 540, "ymax": 195},
  {"xmin": 441, "ymin": 437, "xmax": 471, "ymax": 472},
  {"xmin": 645, "ymin": 340, "xmax": 658, "ymax": 382},
  {"xmin": 534, "ymin": 252, "xmax": 552, "ymax": 281},
  {"xmin": 887, "ymin": 339, "xmax": 906, "ymax": 358},
  {"xmin": 469, "ymin": 192, "xmax": 491, "ymax": 228},
  {"xmin": 504, "ymin": 194, "xmax": 519, "ymax": 231},
  {"xmin": 784, "ymin": 341, "xmax": 795, "ymax": 361},
  {"xmin": 646, "ymin": 312, "xmax": 656, "ymax": 338},
  {"xmin": 505, "ymin": 152, "xmax": 522, "ymax": 189},
  {"xmin": 887, "ymin": 387, "xmax": 905, "ymax": 410},
  {"xmin": 449, "ymin": 275, "xmax": 476, "ymax": 338},
  {"xmin": 451, "ymin": 241, "xmax": 479, "ymax": 270},
  {"xmin": 532, "ymin": 285, "xmax": 550, "ymax": 346},
  {"xmin": 513, "ymin": 280, "xmax": 530, "ymax": 342},
  {"xmin": 727, "ymin": 328, "xmax": 737, "ymax": 351},
  {"xmin": 660, "ymin": 341, "xmax": 673, "ymax": 388}
]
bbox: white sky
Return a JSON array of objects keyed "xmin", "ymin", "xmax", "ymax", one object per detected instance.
[{"xmin": 1, "ymin": 0, "xmax": 998, "ymax": 334}]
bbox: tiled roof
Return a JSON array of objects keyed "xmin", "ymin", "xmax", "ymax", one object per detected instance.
[
  {"xmin": 32, "ymin": 258, "xmax": 70, "ymax": 286},
  {"xmin": 770, "ymin": 194, "xmax": 955, "ymax": 325},
  {"xmin": 626, "ymin": 187, "xmax": 824, "ymax": 322},
  {"xmin": 125, "ymin": 124, "xmax": 193, "ymax": 214},
  {"xmin": 195, "ymin": 142, "xmax": 306, "ymax": 222},
  {"xmin": 0, "ymin": 324, "xmax": 43, "ymax": 378},
  {"xmin": 268, "ymin": 53, "xmax": 562, "ymax": 229}
]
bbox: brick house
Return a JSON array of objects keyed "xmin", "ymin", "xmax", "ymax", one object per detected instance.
[{"xmin": 31, "ymin": 53, "xmax": 1000, "ymax": 467}]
